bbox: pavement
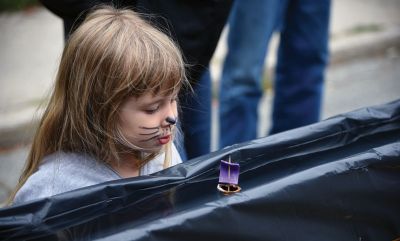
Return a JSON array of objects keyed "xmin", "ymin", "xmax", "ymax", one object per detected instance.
[{"xmin": 1, "ymin": 0, "xmax": 400, "ymax": 205}]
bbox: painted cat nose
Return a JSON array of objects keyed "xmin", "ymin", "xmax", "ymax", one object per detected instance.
[{"xmin": 166, "ymin": 116, "xmax": 177, "ymax": 125}]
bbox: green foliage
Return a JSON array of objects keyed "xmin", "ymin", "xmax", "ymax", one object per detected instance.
[
  {"xmin": 0, "ymin": 0, "xmax": 38, "ymax": 12},
  {"xmin": 348, "ymin": 24, "xmax": 383, "ymax": 34}
]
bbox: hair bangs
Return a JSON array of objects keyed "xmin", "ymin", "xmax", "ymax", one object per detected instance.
[{"xmin": 115, "ymin": 17, "xmax": 187, "ymax": 99}]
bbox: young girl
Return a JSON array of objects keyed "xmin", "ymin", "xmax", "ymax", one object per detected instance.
[{"xmin": 10, "ymin": 6, "xmax": 188, "ymax": 204}]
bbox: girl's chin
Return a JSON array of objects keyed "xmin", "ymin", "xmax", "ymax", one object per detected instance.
[
  {"xmin": 132, "ymin": 138, "xmax": 170, "ymax": 152},
  {"xmin": 139, "ymin": 144, "xmax": 164, "ymax": 153}
]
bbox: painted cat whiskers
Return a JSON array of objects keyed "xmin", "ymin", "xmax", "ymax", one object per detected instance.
[
  {"xmin": 138, "ymin": 116, "xmax": 177, "ymax": 143},
  {"xmin": 139, "ymin": 125, "xmax": 173, "ymax": 143}
]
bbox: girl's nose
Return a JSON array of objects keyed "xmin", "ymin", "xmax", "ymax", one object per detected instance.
[
  {"xmin": 165, "ymin": 116, "xmax": 177, "ymax": 125},
  {"xmin": 164, "ymin": 99, "xmax": 178, "ymax": 126}
]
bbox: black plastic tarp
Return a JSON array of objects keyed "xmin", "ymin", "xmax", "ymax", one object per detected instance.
[{"xmin": 1, "ymin": 99, "xmax": 400, "ymax": 241}]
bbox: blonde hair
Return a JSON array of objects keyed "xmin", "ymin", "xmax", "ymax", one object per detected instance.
[{"xmin": 9, "ymin": 6, "xmax": 187, "ymax": 203}]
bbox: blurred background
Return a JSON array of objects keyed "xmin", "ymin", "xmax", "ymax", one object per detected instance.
[{"xmin": 0, "ymin": 0, "xmax": 399, "ymax": 205}]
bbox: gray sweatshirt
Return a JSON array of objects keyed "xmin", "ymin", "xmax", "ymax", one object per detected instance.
[{"xmin": 13, "ymin": 144, "xmax": 182, "ymax": 205}]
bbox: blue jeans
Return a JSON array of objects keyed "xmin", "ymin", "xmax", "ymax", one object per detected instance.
[
  {"xmin": 219, "ymin": 0, "xmax": 331, "ymax": 148},
  {"xmin": 178, "ymin": 70, "xmax": 212, "ymax": 161}
]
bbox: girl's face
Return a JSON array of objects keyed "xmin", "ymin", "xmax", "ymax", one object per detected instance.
[{"xmin": 118, "ymin": 91, "xmax": 178, "ymax": 151}]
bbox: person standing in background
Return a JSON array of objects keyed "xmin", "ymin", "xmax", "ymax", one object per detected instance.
[
  {"xmin": 40, "ymin": 0, "xmax": 233, "ymax": 160},
  {"xmin": 218, "ymin": 0, "xmax": 331, "ymax": 148}
]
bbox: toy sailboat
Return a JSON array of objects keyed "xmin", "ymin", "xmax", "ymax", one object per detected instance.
[{"xmin": 217, "ymin": 156, "xmax": 241, "ymax": 195}]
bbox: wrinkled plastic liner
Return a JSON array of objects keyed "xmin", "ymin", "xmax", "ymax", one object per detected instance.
[{"xmin": 1, "ymin": 99, "xmax": 399, "ymax": 241}]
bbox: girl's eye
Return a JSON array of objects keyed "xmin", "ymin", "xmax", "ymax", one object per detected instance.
[{"xmin": 145, "ymin": 106, "xmax": 159, "ymax": 114}]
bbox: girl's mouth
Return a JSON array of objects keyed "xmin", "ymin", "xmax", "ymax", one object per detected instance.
[{"xmin": 158, "ymin": 135, "xmax": 171, "ymax": 145}]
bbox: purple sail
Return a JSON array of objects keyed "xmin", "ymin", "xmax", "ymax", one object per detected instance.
[{"xmin": 219, "ymin": 160, "xmax": 240, "ymax": 185}]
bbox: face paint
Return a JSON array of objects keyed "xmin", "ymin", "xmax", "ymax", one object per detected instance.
[
  {"xmin": 165, "ymin": 116, "xmax": 177, "ymax": 125},
  {"xmin": 138, "ymin": 125, "xmax": 173, "ymax": 145},
  {"xmin": 118, "ymin": 92, "xmax": 178, "ymax": 151}
]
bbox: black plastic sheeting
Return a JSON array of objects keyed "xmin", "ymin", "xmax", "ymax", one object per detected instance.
[{"xmin": 1, "ymin": 99, "xmax": 400, "ymax": 241}]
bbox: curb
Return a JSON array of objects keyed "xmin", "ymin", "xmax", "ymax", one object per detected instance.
[
  {"xmin": 0, "ymin": 120, "xmax": 38, "ymax": 149},
  {"xmin": 0, "ymin": 107, "xmax": 43, "ymax": 149},
  {"xmin": 330, "ymin": 27, "xmax": 400, "ymax": 65}
]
